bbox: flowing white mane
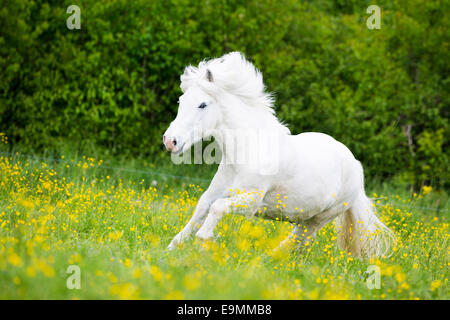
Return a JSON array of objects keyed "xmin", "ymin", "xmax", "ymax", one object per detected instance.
[{"xmin": 181, "ymin": 52, "xmax": 276, "ymax": 115}]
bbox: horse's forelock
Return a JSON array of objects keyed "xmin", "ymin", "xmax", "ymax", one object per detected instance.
[
  {"xmin": 180, "ymin": 52, "xmax": 274, "ymax": 112},
  {"xmin": 179, "ymin": 53, "xmax": 289, "ymax": 134},
  {"xmin": 180, "ymin": 65, "xmax": 198, "ymax": 92}
]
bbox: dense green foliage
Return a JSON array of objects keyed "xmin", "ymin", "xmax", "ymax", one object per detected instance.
[{"xmin": 0, "ymin": 0, "xmax": 448, "ymax": 188}]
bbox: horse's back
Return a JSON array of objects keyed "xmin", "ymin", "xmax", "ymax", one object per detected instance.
[
  {"xmin": 289, "ymin": 132, "xmax": 358, "ymax": 165},
  {"xmin": 282, "ymin": 132, "xmax": 363, "ymax": 201}
]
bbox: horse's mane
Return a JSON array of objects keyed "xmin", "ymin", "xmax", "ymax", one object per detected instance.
[{"xmin": 180, "ymin": 52, "xmax": 277, "ymax": 116}]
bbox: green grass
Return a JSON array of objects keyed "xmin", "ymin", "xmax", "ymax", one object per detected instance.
[{"xmin": 0, "ymin": 150, "xmax": 448, "ymax": 299}]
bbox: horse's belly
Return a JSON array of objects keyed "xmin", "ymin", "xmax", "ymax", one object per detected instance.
[{"xmin": 261, "ymin": 186, "xmax": 330, "ymax": 221}]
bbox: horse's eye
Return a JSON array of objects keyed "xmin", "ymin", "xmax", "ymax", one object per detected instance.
[{"xmin": 198, "ymin": 102, "xmax": 207, "ymax": 109}]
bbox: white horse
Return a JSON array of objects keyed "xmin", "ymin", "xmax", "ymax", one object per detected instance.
[{"xmin": 163, "ymin": 52, "xmax": 395, "ymax": 258}]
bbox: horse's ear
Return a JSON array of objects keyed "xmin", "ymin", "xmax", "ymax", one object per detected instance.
[{"xmin": 206, "ymin": 69, "xmax": 214, "ymax": 82}]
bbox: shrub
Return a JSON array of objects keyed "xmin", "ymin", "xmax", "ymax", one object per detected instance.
[{"xmin": 0, "ymin": 0, "xmax": 448, "ymax": 188}]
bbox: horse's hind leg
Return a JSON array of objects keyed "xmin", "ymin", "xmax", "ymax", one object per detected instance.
[
  {"xmin": 275, "ymin": 221, "xmax": 317, "ymax": 253},
  {"xmin": 276, "ymin": 210, "xmax": 339, "ymax": 253}
]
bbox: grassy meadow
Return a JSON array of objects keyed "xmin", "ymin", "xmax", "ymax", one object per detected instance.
[
  {"xmin": 0, "ymin": 144, "xmax": 448, "ymax": 299},
  {"xmin": 1, "ymin": 0, "xmax": 448, "ymax": 302}
]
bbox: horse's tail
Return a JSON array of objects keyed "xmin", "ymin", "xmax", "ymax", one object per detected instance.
[{"xmin": 335, "ymin": 192, "xmax": 396, "ymax": 259}]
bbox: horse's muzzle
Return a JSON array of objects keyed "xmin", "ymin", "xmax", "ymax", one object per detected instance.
[
  {"xmin": 163, "ymin": 135, "xmax": 177, "ymax": 152},
  {"xmin": 163, "ymin": 135, "xmax": 185, "ymax": 154}
]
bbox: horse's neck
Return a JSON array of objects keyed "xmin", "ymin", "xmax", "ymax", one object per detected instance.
[
  {"xmin": 219, "ymin": 96, "xmax": 283, "ymax": 131},
  {"xmin": 214, "ymin": 113, "xmax": 285, "ymax": 166},
  {"xmin": 212, "ymin": 94, "xmax": 288, "ymax": 165}
]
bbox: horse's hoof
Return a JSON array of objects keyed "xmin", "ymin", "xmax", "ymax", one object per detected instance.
[
  {"xmin": 167, "ymin": 241, "xmax": 186, "ymax": 251},
  {"xmin": 195, "ymin": 230, "xmax": 214, "ymax": 241},
  {"xmin": 167, "ymin": 238, "xmax": 182, "ymax": 250}
]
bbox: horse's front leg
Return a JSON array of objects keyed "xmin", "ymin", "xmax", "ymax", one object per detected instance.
[
  {"xmin": 167, "ymin": 165, "xmax": 232, "ymax": 250},
  {"xmin": 195, "ymin": 198, "xmax": 231, "ymax": 240},
  {"xmin": 167, "ymin": 194, "xmax": 214, "ymax": 250},
  {"xmin": 196, "ymin": 190, "xmax": 262, "ymax": 240}
]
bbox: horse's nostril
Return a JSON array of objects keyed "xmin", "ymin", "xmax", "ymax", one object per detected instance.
[
  {"xmin": 163, "ymin": 135, "xmax": 166, "ymax": 142},
  {"xmin": 173, "ymin": 139, "xmax": 177, "ymax": 146}
]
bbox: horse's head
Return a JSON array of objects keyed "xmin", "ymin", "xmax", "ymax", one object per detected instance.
[
  {"xmin": 163, "ymin": 69, "xmax": 221, "ymax": 154},
  {"xmin": 163, "ymin": 52, "xmax": 288, "ymax": 156}
]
